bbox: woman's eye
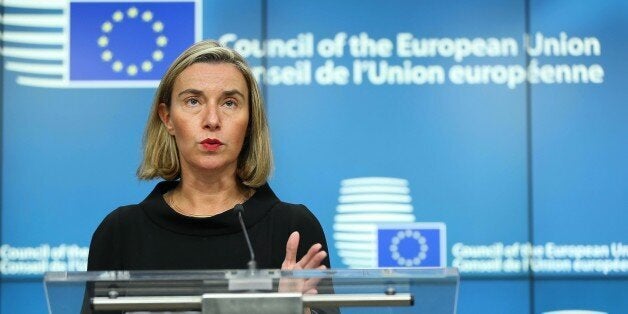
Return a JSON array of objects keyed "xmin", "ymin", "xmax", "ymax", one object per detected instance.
[
  {"xmin": 185, "ymin": 98, "xmax": 200, "ymax": 107},
  {"xmin": 224, "ymin": 100, "xmax": 237, "ymax": 108}
]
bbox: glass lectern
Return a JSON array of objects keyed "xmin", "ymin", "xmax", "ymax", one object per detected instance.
[{"xmin": 44, "ymin": 268, "xmax": 459, "ymax": 313}]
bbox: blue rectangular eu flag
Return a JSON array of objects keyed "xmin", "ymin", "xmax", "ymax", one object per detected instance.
[
  {"xmin": 377, "ymin": 223, "xmax": 446, "ymax": 267},
  {"xmin": 69, "ymin": 0, "xmax": 198, "ymax": 84}
]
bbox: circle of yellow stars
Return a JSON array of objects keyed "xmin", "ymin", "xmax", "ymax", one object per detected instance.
[{"xmin": 98, "ymin": 7, "xmax": 168, "ymax": 76}]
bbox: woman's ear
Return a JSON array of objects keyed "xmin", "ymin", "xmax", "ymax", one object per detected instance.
[{"xmin": 158, "ymin": 103, "xmax": 175, "ymax": 135}]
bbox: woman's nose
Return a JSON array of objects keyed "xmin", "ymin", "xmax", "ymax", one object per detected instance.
[{"xmin": 203, "ymin": 106, "xmax": 221, "ymax": 131}]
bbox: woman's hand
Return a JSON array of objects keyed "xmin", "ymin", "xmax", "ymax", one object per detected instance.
[{"xmin": 280, "ymin": 231, "xmax": 327, "ymax": 294}]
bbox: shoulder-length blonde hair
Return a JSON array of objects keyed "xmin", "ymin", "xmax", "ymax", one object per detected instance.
[{"xmin": 137, "ymin": 40, "xmax": 272, "ymax": 187}]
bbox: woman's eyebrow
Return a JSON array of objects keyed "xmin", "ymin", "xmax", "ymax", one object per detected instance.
[
  {"xmin": 177, "ymin": 88, "xmax": 245, "ymax": 99},
  {"xmin": 223, "ymin": 89, "xmax": 245, "ymax": 98},
  {"xmin": 177, "ymin": 88, "xmax": 203, "ymax": 98}
]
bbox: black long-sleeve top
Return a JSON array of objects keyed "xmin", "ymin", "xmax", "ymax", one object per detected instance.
[{"xmin": 88, "ymin": 181, "xmax": 331, "ymax": 271}]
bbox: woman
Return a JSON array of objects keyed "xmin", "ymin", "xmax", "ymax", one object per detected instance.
[{"xmin": 88, "ymin": 40, "xmax": 330, "ymax": 279}]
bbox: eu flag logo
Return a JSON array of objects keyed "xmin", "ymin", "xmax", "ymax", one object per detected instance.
[
  {"xmin": 70, "ymin": 1, "xmax": 197, "ymax": 85},
  {"xmin": 0, "ymin": 0, "xmax": 200, "ymax": 88},
  {"xmin": 377, "ymin": 223, "xmax": 447, "ymax": 267}
]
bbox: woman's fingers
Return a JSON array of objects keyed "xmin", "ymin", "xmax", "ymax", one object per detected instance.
[
  {"xmin": 297, "ymin": 243, "xmax": 322, "ymax": 268},
  {"xmin": 282, "ymin": 231, "xmax": 300, "ymax": 269},
  {"xmin": 281, "ymin": 233, "xmax": 328, "ymax": 295},
  {"xmin": 283, "ymin": 231, "xmax": 328, "ymax": 271},
  {"xmin": 302, "ymin": 250, "xmax": 327, "ymax": 269}
]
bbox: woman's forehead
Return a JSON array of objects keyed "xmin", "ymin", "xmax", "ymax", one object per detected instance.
[{"xmin": 173, "ymin": 62, "xmax": 248, "ymax": 96}]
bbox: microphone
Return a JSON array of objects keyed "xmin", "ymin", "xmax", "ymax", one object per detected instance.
[{"xmin": 234, "ymin": 204, "xmax": 257, "ymax": 271}]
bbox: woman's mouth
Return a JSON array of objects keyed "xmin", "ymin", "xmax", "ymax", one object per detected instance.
[{"xmin": 200, "ymin": 138, "xmax": 223, "ymax": 151}]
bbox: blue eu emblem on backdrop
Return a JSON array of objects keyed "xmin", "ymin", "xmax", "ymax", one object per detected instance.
[
  {"xmin": 69, "ymin": 0, "xmax": 197, "ymax": 84},
  {"xmin": 377, "ymin": 223, "xmax": 446, "ymax": 267}
]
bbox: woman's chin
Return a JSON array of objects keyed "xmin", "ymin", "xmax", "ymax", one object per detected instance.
[{"xmin": 186, "ymin": 160, "xmax": 238, "ymax": 175}]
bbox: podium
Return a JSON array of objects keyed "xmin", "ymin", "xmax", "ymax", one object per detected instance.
[{"xmin": 44, "ymin": 268, "xmax": 459, "ymax": 313}]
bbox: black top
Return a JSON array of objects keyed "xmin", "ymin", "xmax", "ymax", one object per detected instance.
[{"xmin": 88, "ymin": 181, "xmax": 331, "ymax": 271}]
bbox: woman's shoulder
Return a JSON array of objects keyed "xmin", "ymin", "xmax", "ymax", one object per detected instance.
[
  {"xmin": 270, "ymin": 201, "xmax": 314, "ymax": 217},
  {"xmin": 252, "ymin": 184, "xmax": 319, "ymax": 223},
  {"xmin": 266, "ymin": 201, "xmax": 325, "ymax": 236},
  {"xmin": 107, "ymin": 203, "xmax": 144, "ymax": 218},
  {"xmin": 97, "ymin": 181, "xmax": 174, "ymax": 228},
  {"xmin": 93, "ymin": 204, "xmax": 143, "ymax": 233}
]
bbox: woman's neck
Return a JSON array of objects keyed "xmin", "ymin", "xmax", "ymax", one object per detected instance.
[{"xmin": 167, "ymin": 170, "xmax": 251, "ymax": 217}]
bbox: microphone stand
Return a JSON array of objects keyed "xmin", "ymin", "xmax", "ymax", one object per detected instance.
[
  {"xmin": 231, "ymin": 205, "xmax": 272, "ymax": 292},
  {"xmin": 235, "ymin": 204, "xmax": 257, "ymax": 273}
]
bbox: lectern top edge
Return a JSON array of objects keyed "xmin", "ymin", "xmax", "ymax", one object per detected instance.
[{"xmin": 44, "ymin": 267, "xmax": 459, "ymax": 283}]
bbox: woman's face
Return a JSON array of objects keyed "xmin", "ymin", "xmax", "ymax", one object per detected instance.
[{"xmin": 159, "ymin": 62, "xmax": 250, "ymax": 177}]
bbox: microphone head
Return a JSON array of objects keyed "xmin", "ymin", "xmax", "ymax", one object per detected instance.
[{"xmin": 234, "ymin": 204, "xmax": 245, "ymax": 214}]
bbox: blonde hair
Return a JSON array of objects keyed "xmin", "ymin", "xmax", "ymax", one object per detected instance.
[{"xmin": 137, "ymin": 40, "xmax": 273, "ymax": 187}]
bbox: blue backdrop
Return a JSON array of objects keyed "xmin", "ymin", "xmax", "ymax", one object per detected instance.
[{"xmin": 1, "ymin": 0, "xmax": 626, "ymax": 313}]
